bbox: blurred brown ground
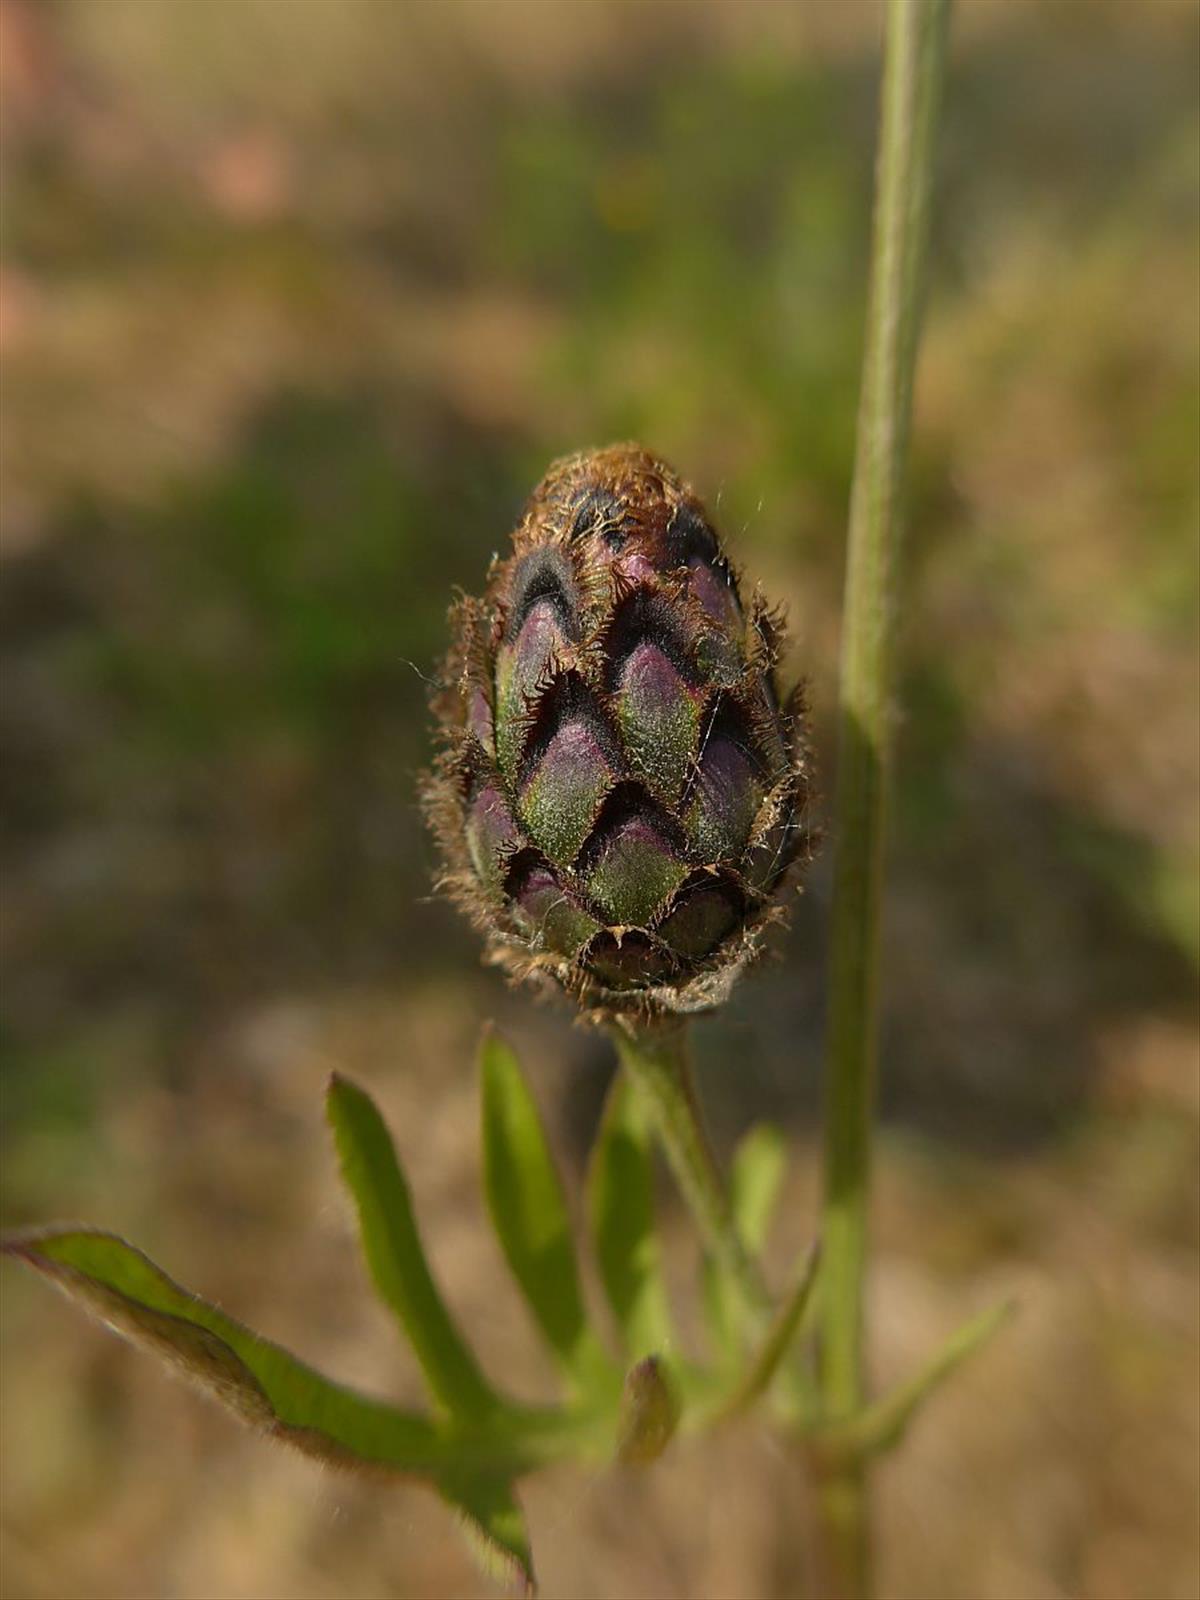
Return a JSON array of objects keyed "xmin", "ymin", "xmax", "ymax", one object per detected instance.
[{"xmin": 1, "ymin": 2, "xmax": 1197, "ymax": 1597}]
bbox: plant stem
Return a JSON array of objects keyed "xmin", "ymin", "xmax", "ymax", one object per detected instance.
[
  {"xmin": 817, "ymin": 0, "xmax": 950, "ymax": 1594},
  {"xmin": 610, "ymin": 1021, "xmax": 771, "ymax": 1328}
]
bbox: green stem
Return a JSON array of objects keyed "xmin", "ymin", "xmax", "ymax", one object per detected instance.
[
  {"xmin": 817, "ymin": 1, "xmax": 950, "ymax": 1594},
  {"xmin": 610, "ymin": 1021, "xmax": 771, "ymax": 1329}
]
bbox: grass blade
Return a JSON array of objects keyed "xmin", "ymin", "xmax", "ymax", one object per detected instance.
[{"xmin": 327, "ymin": 1072, "xmax": 499, "ymax": 1421}]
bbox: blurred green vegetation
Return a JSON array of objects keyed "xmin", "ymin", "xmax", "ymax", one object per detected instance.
[{"xmin": 1, "ymin": 2, "xmax": 1196, "ymax": 1597}]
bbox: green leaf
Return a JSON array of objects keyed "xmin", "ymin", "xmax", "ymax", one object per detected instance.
[
  {"xmin": 5, "ymin": 1227, "xmax": 542, "ymax": 1592},
  {"xmin": 702, "ymin": 1123, "xmax": 789, "ymax": 1364},
  {"xmin": 2, "ymin": 1227, "xmax": 455, "ymax": 1474},
  {"xmin": 730, "ymin": 1123, "xmax": 788, "ymax": 1256},
  {"xmin": 479, "ymin": 1029, "xmax": 613, "ymax": 1393},
  {"xmin": 327, "ymin": 1072, "xmax": 499, "ymax": 1422},
  {"xmin": 587, "ymin": 1073, "xmax": 673, "ymax": 1360},
  {"xmin": 713, "ymin": 1243, "xmax": 820, "ymax": 1422},
  {"xmin": 700, "ymin": 1252, "xmax": 738, "ymax": 1368},
  {"xmin": 438, "ymin": 1472, "xmax": 536, "ymax": 1596},
  {"xmin": 814, "ymin": 1298, "xmax": 1016, "ymax": 1464}
]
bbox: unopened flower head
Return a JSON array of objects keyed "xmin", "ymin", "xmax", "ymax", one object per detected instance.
[{"xmin": 424, "ymin": 444, "xmax": 814, "ymax": 1021}]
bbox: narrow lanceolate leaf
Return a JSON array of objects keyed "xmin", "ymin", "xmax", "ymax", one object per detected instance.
[
  {"xmin": 813, "ymin": 1298, "xmax": 1016, "ymax": 1465},
  {"xmin": 700, "ymin": 1253, "xmax": 738, "ymax": 1368},
  {"xmin": 702, "ymin": 1122, "xmax": 789, "ymax": 1364},
  {"xmin": 480, "ymin": 1030, "xmax": 614, "ymax": 1393},
  {"xmin": 587, "ymin": 1073, "xmax": 673, "ymax": 1360},
  {"xmin": 327, "ymin": 1072, "xmax": 498, "ymax": 1421},
  {"xmin": 714, "ymin": 1243, "xmax": 820, "ymax": 1422},
  {"xmin": 1, "ymin": 1227, "xmax": 451, "ymax": 1474},
  {"xmin": 730, "ymin": 1124, "xmax": 789, "ymax": 1257},
  {"xmin": 438, "ymin": 1472, "xmax": 536, "ymax": 1597},
  {"xmin": 5, "ymin": 1227, "xmax": 540, "ymax": 1591}
]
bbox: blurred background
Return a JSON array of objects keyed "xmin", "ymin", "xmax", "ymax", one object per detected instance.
[{"xmin": 1, "ymin": 1, "xmax": 1196, "ymax": 1596}]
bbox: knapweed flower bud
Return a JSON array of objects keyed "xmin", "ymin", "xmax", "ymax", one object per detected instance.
[{"xmin": 423, "ymin": 444, "xmax": 813, "ymax": 1021}]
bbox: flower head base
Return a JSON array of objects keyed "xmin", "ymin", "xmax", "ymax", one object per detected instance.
[{"xmin": 424, "ymin": 444, "xmax": 814, "ymax": 1022}]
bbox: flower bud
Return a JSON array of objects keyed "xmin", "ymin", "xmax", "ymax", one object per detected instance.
[{"xmin": 424, "ymin": 444, "xmax": 813, "ymax": 1021}]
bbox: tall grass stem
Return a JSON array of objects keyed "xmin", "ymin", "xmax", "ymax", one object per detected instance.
[{"xmin": 817, "ymin": 0, "xmax": 951, "ymax": 1592}]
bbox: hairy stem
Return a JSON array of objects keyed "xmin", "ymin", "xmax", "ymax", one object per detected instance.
[
  {"xmin": 817, "ymin": 0, "xmax": 951, "ymax": 1594},
  {"xmin": 610, "ymin": 1021, "xmax": 771, "ymax": 1329}
]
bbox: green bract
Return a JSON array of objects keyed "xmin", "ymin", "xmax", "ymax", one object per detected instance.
[{"xmin": 425, "ymin": 445, "xmax": 814, "ymax": 1019}]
